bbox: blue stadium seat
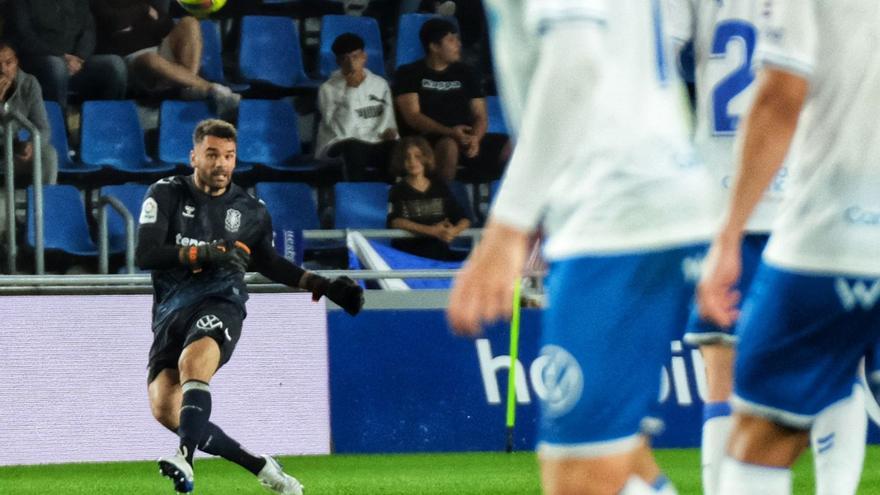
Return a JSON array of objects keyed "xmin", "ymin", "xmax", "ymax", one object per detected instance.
[
  {"xmin": 486, "ymin": 95, "xmax": 509, "ymax": 136},
  {"xmin": 158, "ymin": 100, "xmax": 214, "ymax": 171},
  {"xmin": 395, "ymin": 13, "xmax": 458, "ymax": 68},
  {"xmin": 27, "ymin": 185, "xmax": 97, "ymax": 256},
  {"xmin": 199, "ymin": 20, "xmax": 249, "ymax": 92},
  {"xmin": 99, "ymin": 183, "xmax": 149, "ymax": 253},
  {"xmin": 80, "ymin": 100, "xmax": 176, "ymax": 176},
  {"xmin": 448, "ymin": 180, "xmax": 476, "ymax": 224},
  {"xmin": 319, "ymin": 15, "xmax": 386, "ymax": 78},
  {"xmin": 255, "ymin": 182, "xmax": 320, "ymax": 263},
  {"xmin": 333, "ymin": 181, "xmax": 389, "ymax": 229},
  {"xmin": 255, "ymin": 182, "xmax": 320, "ymax": 230},
  {"xmin": 238, "ymin": 16, "xmax": 319, "ymax": 89},
  {"xmin": 237, "ymin": 99, "xmax": 315, "ymax": 173},
  {"xmin": 43, "ymin": 101, "xmax": 103, "ymax": 178}
]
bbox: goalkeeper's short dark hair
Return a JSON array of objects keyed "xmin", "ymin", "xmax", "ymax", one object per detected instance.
[{"xmin": 193, "ymin": 119, "xmax": 237, "ymax": 145}]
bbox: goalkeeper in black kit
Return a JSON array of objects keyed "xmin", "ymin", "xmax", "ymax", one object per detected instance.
[{"xmin": 136, "ymin": 119, "xmax": 363, "ymax": 494}]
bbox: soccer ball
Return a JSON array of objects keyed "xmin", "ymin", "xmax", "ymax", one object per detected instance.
[{"xmin": 176, "ymin": 0, "xmax": 228, "ymax": 17}]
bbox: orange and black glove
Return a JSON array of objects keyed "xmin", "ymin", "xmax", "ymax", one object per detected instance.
[{"xmin": 180, "ymin": 241, "xmax": 251, "ymax": 273}]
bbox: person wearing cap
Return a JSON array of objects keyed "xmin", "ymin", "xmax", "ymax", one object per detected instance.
[{"xmin": 315, "ymin": 32, "xmax": 397, "ymax": 181}]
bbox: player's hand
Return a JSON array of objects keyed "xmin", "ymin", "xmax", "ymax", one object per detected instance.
[
  {"xmin": 180, "ymin": 241, "xmax": 250, "ymax": 273},
  {"xmin": 447, "ymin": 220, "xmax": 528, "ymax": 336},
  {"xmin": 306, "ymin": 275, "xmax": 364, "ymax": 315},
  {"xmin": 697, "ymin": 233, "xmax": 743, "ymax": 328},
  {"xmin": 218, "ymin": 241, "xmax": 251, "ymax": 273},
  {"xmin": 325, "ymin": 276, "xmax": 364, "ymax": 315}
]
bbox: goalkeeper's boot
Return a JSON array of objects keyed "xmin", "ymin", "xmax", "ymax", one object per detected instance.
[
  {"xmin": 257, "ymin": 455, "xmax": 304, "ymax": 495},
  {"xmin": 158, "ymin": 448, "xmax": 194, "ymax": 493}
]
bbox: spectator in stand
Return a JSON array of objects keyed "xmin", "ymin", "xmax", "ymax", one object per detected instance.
[
  {"xmin": 9, "ymin": 0, "xmax": 127, "ymax": 107},
  {"xmin": 394, "ymin": 18, "xmax": 508, "ymax": 182},
  {"xmin": 90, "ymin": 0, "xmax": 239, "ymax": 110},
  {"xmin": 415, "ymin": 0, "xmax": 489, "ymax": 70},
  {"xmin": 387, "ymin": 136, "xmax": 470, "ymax": 261},
  {"xmin": 0, "ymin": 41, "xmax": 58, "ymax": 185},
  {"xmin": 316, "ymin": 33, "xmax": 397, "ymax": 181}
]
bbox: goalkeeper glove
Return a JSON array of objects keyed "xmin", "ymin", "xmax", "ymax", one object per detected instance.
[
  {"xmin": 305, "ymin": 275, "xmax": 364, "ymax": 316},
  {"xmin": 180, "ymin": 241, "xmax": 251, "ymax": 273}
]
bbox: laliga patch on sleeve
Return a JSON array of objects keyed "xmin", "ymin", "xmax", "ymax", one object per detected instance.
[{"xmin": 140, "ymin": 197, "xmax": 158, "ymax": 224}]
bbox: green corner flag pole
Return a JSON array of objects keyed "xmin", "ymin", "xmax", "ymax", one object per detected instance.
[{"xmin": 505, "ymin": 278, "xmax": 523, "ymax": 453}]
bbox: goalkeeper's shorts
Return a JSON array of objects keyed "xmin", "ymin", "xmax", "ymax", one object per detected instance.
[{"xmin": 148, "ymin": 298, "xmax": 245, "ymax": 383}]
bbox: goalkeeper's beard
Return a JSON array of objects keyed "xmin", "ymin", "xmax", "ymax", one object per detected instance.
[{"xmin": 195, "ymin": 169, "xmax": 231, "ymax": 194}]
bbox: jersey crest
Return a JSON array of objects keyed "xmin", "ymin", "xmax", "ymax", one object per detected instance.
[{"xmin": 225, "ymin": 208, "xmax": 241, "ymax": 232}]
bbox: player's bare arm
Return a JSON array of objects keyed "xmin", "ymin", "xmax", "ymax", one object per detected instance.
[
  {"xmin": 698, "ymin": 68, "xmax": 809, "ymax": 327},
  {"xmin": 447, "ymin": 220, "xmax": 528, "ymax": 336},
  {"xmin": 395, "ymin": 92, "xmax": 460, "ymax": 139}
]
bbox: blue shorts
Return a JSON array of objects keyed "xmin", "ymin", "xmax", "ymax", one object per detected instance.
[
  {"xmin": 683, "ymin": 234, "xmax": 769, "ymax": 347},
  {"xmin": 536, "ymin": 244, "xmax": 706, "ymax": 458},
  {"xmin": 733, "ymin": 264, "xmax": 880, "ymax": 428}
]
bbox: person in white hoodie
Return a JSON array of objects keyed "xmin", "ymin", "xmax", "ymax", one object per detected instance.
[{"xmin": 315, "ymin": 33, "xmax": 397, "ymax": 181}]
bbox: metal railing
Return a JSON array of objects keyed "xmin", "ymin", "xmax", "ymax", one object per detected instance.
[
  {"xmin": 1, "ymin": 107, "xmax": 44, "ymax": 274},
  {"xmin": 0, "ymin": 269, "xmax": 463, "ymax": 295},
  {"xmin": 96, "ymin": 195, "xmax": 137, "ymax": 274}
]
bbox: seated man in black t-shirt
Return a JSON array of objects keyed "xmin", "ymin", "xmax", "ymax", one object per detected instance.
[{"xmin": 393, "ymin": 18, "xmax": 509, "ymax": 182}]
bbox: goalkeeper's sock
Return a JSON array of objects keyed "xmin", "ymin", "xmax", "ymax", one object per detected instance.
[
  {"xmin": 198, "ymin": 422, "xmax": 267, "ymax": 475},
  {"xmin": 811, "ymin": 385, "xmax": 866, "ymax": 495},
  {"xmin": 178, "ymin": 380, "xmax": 212, "ymax": 465},
  {"xmin": 702, "ymin": 402, "xmax": 733, "ymax": 495},
  {"xmin": 718, "ymin": 458, "xmax": 791, "ymax": 495}
]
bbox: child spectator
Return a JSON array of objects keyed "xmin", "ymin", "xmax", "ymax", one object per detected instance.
[{"xmin": 387, "ymin": 136, "xmax": 470, "ymax": 261}]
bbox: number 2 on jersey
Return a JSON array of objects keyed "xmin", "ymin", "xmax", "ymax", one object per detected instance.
[{"xmin": 711, "ymin": 20, "xmax": 757, "ymax": 135}]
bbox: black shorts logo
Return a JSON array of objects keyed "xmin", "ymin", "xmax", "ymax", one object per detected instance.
[{"xmin": 196, "ymin": 314, "xmax": 224, "ymax": 331}]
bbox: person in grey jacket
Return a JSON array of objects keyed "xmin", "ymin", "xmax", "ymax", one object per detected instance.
[
  {"xmin": 0, "ymin": 41, "xmax": 58, "ymax": 185},
  {"xmin": 9, "ymin": 0, "xmax": 126, "ymax": 106}
]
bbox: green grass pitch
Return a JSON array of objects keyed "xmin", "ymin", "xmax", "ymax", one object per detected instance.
[{"xmin": 2, "ymin": 447, "xmax": 879, "ymax": 494}]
